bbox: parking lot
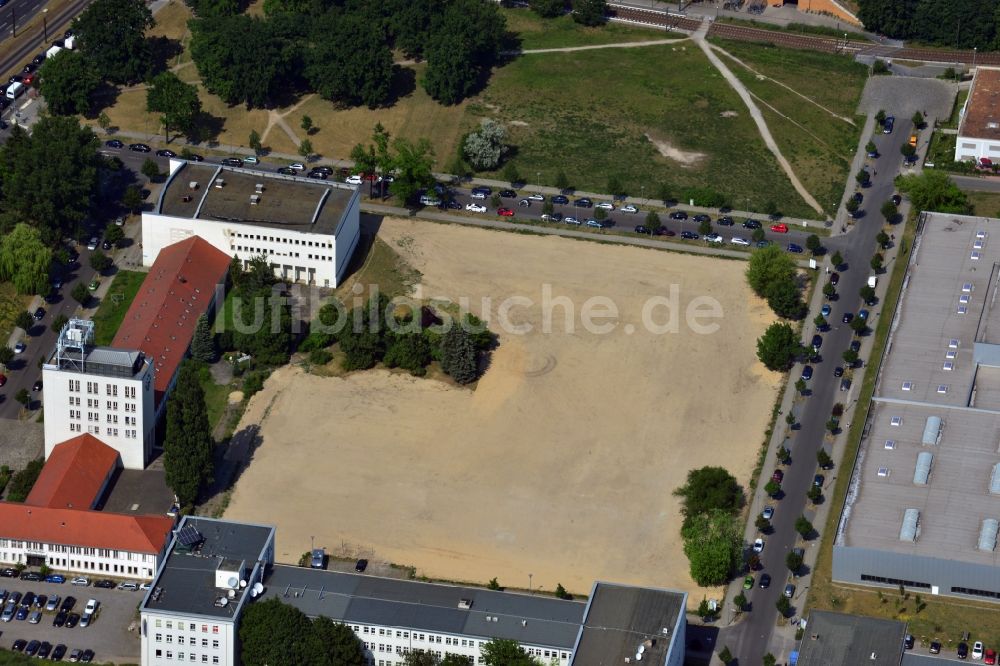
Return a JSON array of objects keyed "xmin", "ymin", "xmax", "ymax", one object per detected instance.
[{"xmin": 0, "ymin": 577, "xmax": 143, "ymax": 662}]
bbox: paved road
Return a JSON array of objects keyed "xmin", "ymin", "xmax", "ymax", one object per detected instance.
[
  {"xmin": 952, "ymin": 174, "xmax": 1000, "ymax": 193},
  {"xmin": 719, "ymin": 118, "xmax": 910, "ymax": 663}
]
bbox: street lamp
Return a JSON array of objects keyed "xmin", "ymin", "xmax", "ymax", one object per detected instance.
[{"xmin": 973, "ymin": 46, "xmax": 978, "ymax": 71}]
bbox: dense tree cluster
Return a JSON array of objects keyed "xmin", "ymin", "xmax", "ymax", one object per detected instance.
[
  {"xmin": 240, "ymin": 598, "xmax": 366, "ymax": 666},
  {"xmin": 222, "ymin": 256, "xmax": 295, "ymax": 366},
  {"xmin": 746, "ymin": 244, "xmax": 805, "ymax": 320},
  {"xmin": 896, "ymin": 170, "xmax": 970, "ymax": 214},
  {"xmin": 73, "ymin": 0, "xmax": 155, "ymax": 84},
  {"xmin": 38, "ymin": 50, "xmax": 101, "ymax": 116},
  {"xmin": 163, "ymin": 361, "xmax": 214, "ymax": 507},
  {"xmin": 674, "ymin": 467, "xmax": 745, "ymax": 586},
  {"xmin": 187, "ymin": 0, "xmax": 506, "ymax": 110},
  {"xmin": 858, "ymin": 0, "xmax": 998, "ymax": 49}
]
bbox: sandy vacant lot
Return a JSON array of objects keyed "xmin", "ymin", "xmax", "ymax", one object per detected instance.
[{"xmin": 225, "ymin": 219, "xmax": 780, "ymax": 597}]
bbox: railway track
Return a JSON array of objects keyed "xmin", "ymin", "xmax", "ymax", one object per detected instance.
[{"xmin": 607, "ymin": 4, "xmax": 701, "ymax": 32}]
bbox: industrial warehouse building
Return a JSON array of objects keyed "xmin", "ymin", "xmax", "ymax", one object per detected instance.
[
  {"xmin": 834, "ymin": 212, "xmax": 1000, "ymax": 601},
  {"xmin": 142, "ymin": 161, "xmax": 361, "ymax": 288}
]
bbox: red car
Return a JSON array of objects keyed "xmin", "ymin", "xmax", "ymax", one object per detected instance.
[
  {"xmin": 986, "ymin": 649, "xmax": 997, "ymax": 665},
  {"xmin": 771, "ymin": 469, "xmax": 784, "ymax": 483},
  {"xmin": 0, "ymin": 374, "xmax": 6, "ymax": 387},
  {"xmin": 497, "ymin": 208, "xmax": 514, "ymax": 217},
  {"xmin": 770, "ymin": 223, "xmax": 789, "ymax": 233}
]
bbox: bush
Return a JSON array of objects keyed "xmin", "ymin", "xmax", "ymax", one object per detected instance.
[
  {"xmin": 6, "ymin": 459, "xmax": 45, "ymax": 502},
  {"xmin": 242, "ymin": 370, "xmax": 268, "ymax": 398},
  {"xmin": 308, "ymin": 348, "xmax": 333, "ymax": 365}
]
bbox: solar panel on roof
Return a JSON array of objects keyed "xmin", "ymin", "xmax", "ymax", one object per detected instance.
[{"xmin": 177, "ymin": 525, "xmax": 203, "ymax": 547}]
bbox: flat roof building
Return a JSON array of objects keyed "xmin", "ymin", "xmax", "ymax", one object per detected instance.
[
  {"xmin": 142, "ymin": 161, "xmax": 361, "ymax": 288},
  {"xmin": 834, "ymin": 212, "xmax": 1000, "ymax": 602},
  {"xmin": 794, "ymin": 611, "xmax": 906, "ymax": 665},
  {"xmin": 138, "ymin": 518, "xmax": 686, "ymax": 666},
  {"xmin": 956, "ymin": 67, "xmax": 1000, "ymax": 165}
]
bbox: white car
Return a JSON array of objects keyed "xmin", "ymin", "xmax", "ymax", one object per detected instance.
[
  {"xmin": 973, "ymin": 641, "xmax": 984, "ymax": 660},
  {"xmin": 288, "ymin": 163, "xmax": 305, "ymax": 171},
  {"xmin": 761, "ymin": 506, "xmax": 774, "ymax": 520},
  {"xmin": 465, "ymin": 203, "xmax": 487, "ymax": 213},
  {"xmin": 469, "ymin": 191, "xmax": 487, "ymax": 200},
  {"xmin": 621, "ymin": 204, "xmax": 638, "ymax": 214},
  {"xmin": 731, "ymin": 236, "xmax": 751, "ymax": 246},
  {"xmin": 705, "ymin": 233, "xmax": 724, "ymax": 244},
  {"xmin": 84, "ymin": 599, "xmax": 99, "ymax": 614},
  {"xmin": 564, "ymin": 216, "xmax": 580, "ymax": 225},
  {"xmin": 596, "ymin": 202, "xmax": 615, "ymax": 210},
  {"xmin": 753, "ymin": 538, "xmax": 764, "ymax": 553},
  {"xmin": 345, "ymin": 175, "xmax": 363, "ymax": 185},
  {"xmin": 527, "ymin": 193, "xmax": 545, "ymax": 201},
  {"xmin": 70, "ymin": 577, "xmax": 89, "ymax": 586},
  {"xmin": 86, "ymin": 237, "xmax": 98, "ymax": 251},
  {"xmin": 118, "ymin": 582, "xmax": 139, "ymax": 591},
  {"xmin": 244, "ymin": 156, "xmax": 259, "ymax": 164},
  {"xmin": 13, "ymin": 342, "xmax": 25, "ymax": 354}
]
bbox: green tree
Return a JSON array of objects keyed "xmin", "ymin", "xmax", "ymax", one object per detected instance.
[
  {"xmin": 529, "ymin": 0, "xmax": 564, "ymax": 17},
  {"xmin": 189, "ymin": 14, "xmax": 296, "ymax": 109},
  {"xmin": 14, "ymin": 389, "xmax": 30, "ymax": 408},
  {"xmin": 795, "ymin": 515, "xmax": 814, "ymax": 538},
  {"xmin": 673, "ymin": 466, "xmax": 743, "ymax": 524},
  {"xmin": 305, "ymin": 11, "xmax": 393, "ymax": 108},
  {"xmin": 239, "ymin": 597, "xmax": 325, "ymax": 666},
  {"xmin": 71, "ymin": 282, "xmax": 90, "ymax": 305},
  {"xmin": 896, "ymin": 169, "xmax": 970, "ymax": 214},
  {"xmin": 733, "ymin": 592, "xmax": 748, "ymax": 611},
  {"xmin": 795, "ymin": 378, "xmax": 807, "ymax": 394},
  {"xmin": 383, "ymin": 332, "xmax": 431, "ymax": 376},
  {"xmin": 441, "ymin": 326, "xmax": 477, "ymax": 384},
  {"xmin": 122, "ymin": 184, "xmax": 144, "ymax": 214},
  {"xmin": 855, "ymin": 168, "xmax": 870, "ymax": 186},
  {"xmin": 0, "ymin": 224, "xmax": 52, "ymax": 295},
  {"xmin": 764, "ymin": 480, "xmax": 780, "ymax": 497},
  {"xmin": 901, "ymin": 142, "xmax": 916, "ymax": 160},
  {"xmin": 503, "ymin": 162, "xmax": 520, "ymax": 187},
  {"xmin": 463, "ymin": 118, "xmax": 509, "ymax": 171},
  {"xmin": 766, "ymin": 279, "xmax": 806, "ymax": 320},
  {"xmin": 843, "ymin": 348, "xmax": 859, "ymax": 366},
  {"xmin": 645, "ymin": 210, "xmax": 661, "ymax": 233},
  {"xmin": 777, "ymin": 445, "xmax": 791, "ymax": 464},
  {"xmin": 875, "ymin": 109, "xmax": 887, "ymax": 125},
  {"xmin": 865, "ymin": 140, "xmax": 877, "ymax": 156},
  {"xmin": 97, "ymin": 111, "xmax": 111, "ymax": 132},
  {"xmin": 163, "ymin": 361, "xmax": 214, "ymax": 507},
  {"xmin": 814, "ymin": 314, "xmax": 828, "ymax": 329},
  {"xmin": 756, "ymin": 322, "xmax": 801, "ymax": 371},
  {"xmin": 756, "ymin": 515, "xmax": 771, "ymax": 532},
  {"xmin": 572, "ymin": 0, "xmax": 607, "ymax": 25},
  {"xmin": 487, "ymin": 577, "xmax": 501, "ymax": 590},
  {"xmin": 850, "ymin": 316, "xmax": 869, "ymax": 335},
  {"xmin": 350, "ymin": 141, "xmax": 378, "ymax": 179},
  {"xmin": 817, "ymin": 449, "xmax": 833, "ymax": 469},
  {"xmin": 555, "ymin": 169, "xmax": 570, "ymax": 192},
  {"xmin": 805, "ymin": 234, "xmax": 822, "ymax": 255},
  {"xmin": 141, "ymin": 158, "xmax": 161, "ymax": 181},
  {"xmin": 681, "ymin": 510, "xmax": 743, "ymax": 586},
  {"xmin": 0, "ymin": 118, "xmax": 100, "ymax": 245},
  {"xmin": 595, "ymin": 208, "xmax": 607, "ymax": 222},
  {"xmin": 786, "ymin": 550, "xmax": 803, "ymax": 572},
  {"xmin": 301, "ymin": 115, "xmax": 313, "ymax": 134},
  {"xmin": 105, "ymin": 225, "xmax": 125, "ymax": 248},
  {"xmin": 752, "ymin": 227, "xmax": 766, "ymax": 243},
  {"xmin": 763, "ymin": 653, "xmax": 777, "ymax": 666},
  {"xmin": 50, "ymin": 314, "xmax": 69, "ymax": 334},
  {"xmin": 74, "ymin": 0, "xmax": 154, "ymax": 84},
  {"xmin": 826, "ymin": 418, "xmax": 840, "ymax": 433},
  {"xmin": 0, "ymin": 346, "xmax": 13, "ymax": 368},
  {"xmin": 698, "ymin": 217, "xmax": 712, "ymax": 236},
  {"xmin": 808, "ymin": 484, "xmax": 822, "ymax": 502},
  {"xmin": 391, "ymin": 138, "xmax": 435, "ymax": 205},
  {"xmin": 912, "ymin": 110, "xmax": 924, "ymax": 128},
  {"xmin": 745, "ymin": 244, "xmax": 796, "ymax": 298},
  {"xmin": 860, "ymin": 284, "xmax": 876, "ymax": 303},
  {"xmin": 190, "ymin": 313, "xmax": 215, "ymax": 363},
  {"xmin": 831, "ymin": 250, "xmax": 843, "ymax": 268},
  {"xmin": 248, "ymin": 129, "xmax": 262, "ymax": 155},
  {"xmin": 481, "ymin": 638, "xmax": 539, "ymax": 666},
  {"xmin": 298, "ymin": 138, "xmax": 313, "ymax": 159},
  {"xmin": 846, "ymin": 198, "xmax": 860, "ymax": 216},
  {"xmin": 422, "ymin": 0, "xmax": 504, "ymax": 105},
  {"xmin": 38, "ymin": 50, "xmax": 101, "ymax": 115},
  {"xmin": 147, "ymin": 71, "xmax": 201, "ymax": 141},
  {"xmin": 89, "ymin": 250, "xmax": 112, "ymax": 273},
  {"xmin": 871, "ymin": 253, "xmax": 884, "ymax": 272},
  {"xmin": 776, "ymin": 596, "xmax": 791, "ymax": 616},
  {"xmin": 313, "ymin": 615, "xmax": 366, "ymax": 666},
  {"xmin": 823, "ymin": 282, "xmax": 837, "ymax": 299},
  {"xmin": 14, "ymin": 311, "xmax": 33, "ymax": 332},
  {"xmin": 554, "ymin": 583, "xmax": 571, "ymax": 599},
  {"xmin": 718, "ymin": 646, "xmax": 734, "ymax": 665}
]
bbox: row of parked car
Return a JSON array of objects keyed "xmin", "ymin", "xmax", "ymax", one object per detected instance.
[
  {"xmin": 910, "ymin": 634, "xmax": 996, "ymax": 662},
  {"xmin": 10, "ymin": 639, "xmax": 95, "ymax": 661}
]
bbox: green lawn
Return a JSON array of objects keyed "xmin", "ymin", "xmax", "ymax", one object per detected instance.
[
  {"xmin": 196, "ymin": 363, "xmax": 234, "ymax": 438},
  {"xmin": 966, "ymin": 190, "xmax": 1000, "ymax": 217},
  {"xmin": 91, "ymin": 270, "xmax": 147, "ymax": 346},
  {"xmin": 501, "ymin": 8, "xmax": 678, "ymax": 50},
  {"xmin": 470, "ymin": 42, "xmax": 815, "ymax": 218},
  {"xmin": 940, "ymin": 88, "xmax": 969, "ymax": 130},
  {"xmin": 710, "ymin": 39, "xmax": 868, "ymax": 217}
]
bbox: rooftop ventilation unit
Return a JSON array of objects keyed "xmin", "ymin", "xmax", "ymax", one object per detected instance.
[
  {"xmin": 990, "ymin": 463, "xmax": 1000, "ymax": 494},
  {"xmin": 884, "ymin": 440, "xmax": 896, "ymax": 450},
  {"xmin": 458, "ymin": 599, "xmax": 472, "ymax": 610},
  {"xmin": 214, "ymin": 179, "xmax": 225, "ymax": 189},
  {"xmin": 979, "ymin": 519, "xmax": 999, "ymax": 552},
  {"xmin": 913, "ymin": 451, "xmax": 932, "ymax": 485},
  {"xmin": 922, "ymin": 417, "xmax": 942, "ymax": 445},
  {"xmin": 188, "ymin": 181, "xmax": 199, "ymax": 190},
  {"xmin": 250, "ymin": 195, "xmax": 260, "ymax": 206},
  {"xmin": 255, "ymin": 183, "xmax": 264, "ymax": 193},
  {"xmin": 900, "ymin": 508, "xmax": 920, "ymax": 542}
]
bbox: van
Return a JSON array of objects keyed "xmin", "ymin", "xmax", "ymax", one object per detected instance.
[
  {"xmin": 5, "ymin": 82, "xmax": 23, "ymax": 100},
  {"xmin": 44, "ymin": 45, "xmax": 62, "ymax": 60},
  {"xmin": 419, "ymin": 194, "xmax": 441, "ymax": 207}
]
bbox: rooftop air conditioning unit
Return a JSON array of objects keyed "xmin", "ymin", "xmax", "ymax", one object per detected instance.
[
  {"xmin": 188, "ymin": 181, "xmax": 198, "ymax": 190},
  {"xmin": 214, "ymin": 179, "xmax": 225, "ymax": 189}
]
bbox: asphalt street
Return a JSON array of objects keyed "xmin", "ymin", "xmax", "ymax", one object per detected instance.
[
  {"xmin": 718, "ymin": 119, "xmax": 911, "ymax": 663},
  {"xmin": 952, "ymin": 173, "xmax": 1000, "ymax": 193}
]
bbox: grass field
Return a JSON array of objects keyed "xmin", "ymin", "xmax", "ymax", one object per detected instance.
[
  {"xmin": 802, "ymin": 213, "xmax": 1000, "ymax": 649},
  {"xmin": 710, "ymin": 39, "xmax": 867, "ymax": 217},
  {"xmin": 91, "ymin": 270, "xmax": 147, "ymax": 346},
  {"xmin": 501, "ymin": 8, "xmax": 677, "ymax": 50},
  {"xmin": 940, "ymin": 88, "xmax": 969, "ymax": 129},
  {"xmin": 966, "ymin": 190, "xmax": 1000, "ymax": 217}
]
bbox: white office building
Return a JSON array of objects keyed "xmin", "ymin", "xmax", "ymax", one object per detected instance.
[
  {"xmin": 42, "ymin": 319, "xmax": 155, "ymax": 470},
  {"xmin": 140, "ymin": 519, "xmax": 686, "ymax": 666},
  {"xmin": 955, "ymin": 67, "xmax": 1000, "ymax": 165},
  {"xmin": 142, "ymin": 161, "xmax": 361, "ymax": 288}
]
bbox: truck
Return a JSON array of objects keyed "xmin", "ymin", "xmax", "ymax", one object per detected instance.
[
  {"xmin": 868, "ymin": 275, "xmax": 878, "ymax": 289},
  {"xmin": 45, "ymin": 45, "xmax": 62, "ymax": 60},
  {"xmin": 5, "ymin": 81, "xmax": 24, "ymax": 101},
  {"xmin": 63, "ymin": 35, "xmax": 75, "ymax": 50}
]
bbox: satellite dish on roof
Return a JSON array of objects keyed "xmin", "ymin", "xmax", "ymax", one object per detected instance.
[
  {"xmin": 253, "ymin": 582, "xmax": 264, "ymax": 594},
  {"xmin": 239, "ymin": 579, "xmax": 248, "ymax": 589},
  {"xmin": 250, "ymin": 589, "xmax": 258, "ymax": 598},
  {"xmin": 227, "ymin": 577, "xmax": 238, "ymax": 589}
]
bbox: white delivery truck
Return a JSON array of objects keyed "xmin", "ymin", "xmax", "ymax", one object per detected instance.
[
  {"xmin": 64, "ymin": 35, "xmax": 76, "ymax": 50},
  {"xmin": 868, "ymin": 275, "xmax": 877, "ymax": 289},
  {"xmin": 5, "ymin": 82, "xmax": 24, "ymax": 101},
  {"xmin": 45, "ymin": 45, "xmax": 62, "ymax": 60}
]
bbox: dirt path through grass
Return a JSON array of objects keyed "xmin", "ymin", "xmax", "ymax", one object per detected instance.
[{"xmin": 692, "ymin": 25, "xmax": 827, "ymax": 216}]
